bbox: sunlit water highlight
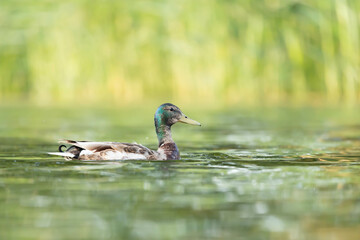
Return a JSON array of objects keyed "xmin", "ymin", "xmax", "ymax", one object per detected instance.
[{"xmin": 0, "ymin": 106, "xmax": 359, "ymax": 240}]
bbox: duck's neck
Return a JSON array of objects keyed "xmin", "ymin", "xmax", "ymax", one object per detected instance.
[
  {"xmin": 154, "ymin": 119, "xmax": 179, "ymax": 160},
  {"xmin": 155, "ymin": 123, "xmax": 173, "ymax": 146}
]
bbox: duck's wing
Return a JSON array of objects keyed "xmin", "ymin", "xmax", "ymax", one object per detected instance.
[{"xmin": 49, "ymin": 140, "xmax": 162, "ymax": 160}]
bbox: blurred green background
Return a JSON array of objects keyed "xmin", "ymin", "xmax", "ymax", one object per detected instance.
[{"xmin": 0, "ymin": 0, "xmax": 359, "ymax": 106}]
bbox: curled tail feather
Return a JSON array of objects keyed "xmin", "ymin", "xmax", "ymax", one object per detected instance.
[
  {"xmin": 48, "ymin": 142, "xmax": 84, "ymax": 160},
  {"xmin": 58, "ymin": 145, "xmax": 67, "ymax": 152}
]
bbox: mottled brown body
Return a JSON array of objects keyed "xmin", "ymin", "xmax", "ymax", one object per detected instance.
[{"xmin": 60, "ymin": 140, "xmax": 163, "ymax": 160}]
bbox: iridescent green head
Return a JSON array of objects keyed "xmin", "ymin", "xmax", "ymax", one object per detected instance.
[
  {"xmin": 154, "ymin": 103, "xmax": 201, "ymax": 145},
  {"xmin": 154, "ymin": 103, "xmax": 201, "ymax": 127}
]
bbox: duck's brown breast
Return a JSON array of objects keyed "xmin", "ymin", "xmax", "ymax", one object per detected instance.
[{"xmin": 158, "ymin": 142, "xmax": 180, "ymax": 160}]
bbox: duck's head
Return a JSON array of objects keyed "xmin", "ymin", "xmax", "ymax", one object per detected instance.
[{"xmin": 154, "ymin": 103, "xmax": 201, "ymax": 128}]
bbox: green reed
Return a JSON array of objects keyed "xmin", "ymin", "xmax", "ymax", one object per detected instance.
[{"xmin": 0, "ymin": 0, "xmax": 359, "ymax": 106}]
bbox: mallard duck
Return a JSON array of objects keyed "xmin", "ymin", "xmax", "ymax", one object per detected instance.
[{"xmin": 48, "ymin": 103, "xmax": 201, "ymax": 160}]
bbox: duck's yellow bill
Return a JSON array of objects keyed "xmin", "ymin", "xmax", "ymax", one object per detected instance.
[{"xmin": 178, "ymin": 115, "xmax": 201, "ymax": 126}]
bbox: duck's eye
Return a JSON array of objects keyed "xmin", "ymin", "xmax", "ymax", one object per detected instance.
[{"xmin": 170, "ymin": 108, "xmax": 174, "ymax": 111}]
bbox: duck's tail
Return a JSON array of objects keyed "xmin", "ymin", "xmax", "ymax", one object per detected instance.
[
  {"xmin": 47, "ymin": 151, "xmax": 75, "ymax": 158},
  {"xmin": 48, "ymin": 141, "xmax": 82, "ymax": 159}
]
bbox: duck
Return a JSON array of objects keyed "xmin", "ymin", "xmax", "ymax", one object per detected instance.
[{"xmin": 48, "ymin": 103, "xmax": 201, "ymax": 160}]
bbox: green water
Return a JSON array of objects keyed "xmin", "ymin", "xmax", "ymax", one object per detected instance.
[{"xmin": 0, "ymin": 106, "xmax": 360, "ymax": 240}]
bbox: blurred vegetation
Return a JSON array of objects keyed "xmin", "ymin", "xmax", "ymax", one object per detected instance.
[{"xmin": 0, "ymin": 0, "xmax": 359, "ymax": 106}]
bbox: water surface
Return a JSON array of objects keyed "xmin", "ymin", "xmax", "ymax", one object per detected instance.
[{"xmin": 0, "ymin": 106, "xmax": 359, "ymax": 240}]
